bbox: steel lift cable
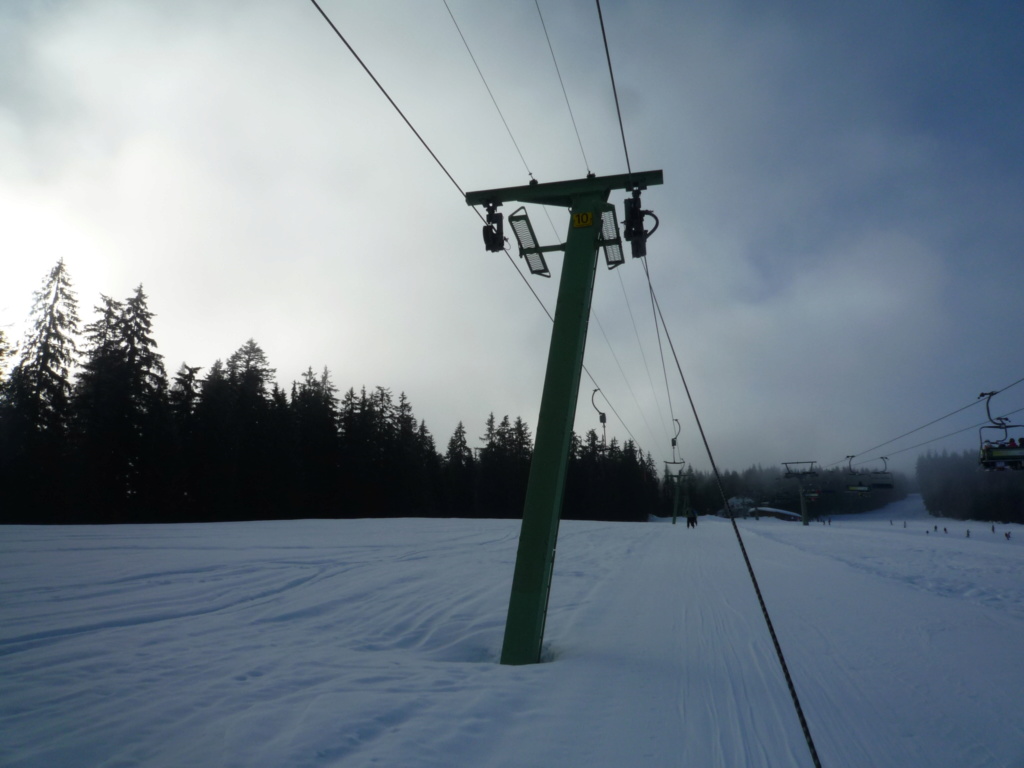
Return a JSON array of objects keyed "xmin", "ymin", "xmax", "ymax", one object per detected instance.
[
  {"xmin": 535, "ymin": 0, "xmax": 592, "ymax": 174},
  {"xmin": 646, "ymin": 277, "xmax": 824, "ymax": 768},
  {"xmin": 615, "ymin": 269, "xmax": 674, "ymax": 448},
  {"xmin": 595, "ymin": 0, "xmax": 676, "ymax": 448},
  {"xmin": 531, "ymin": 0, "xmax": 664, "ymax": 453},
  {"xmin": 447, "ymin": 1, "xmax": 677, "ymax": 460},
  {"xmin": 866, "ymin": 404, "xmax": 1024, "ymax": 461},
  {"xmin": 313, "ymin": 4, "xmax": 817, "ymax": 760},
  {"xmin": 588, "ymin": 309, "xmax": 657, "ymax": 451},
  {"xmin": 595, "ymin": 0, "xmax": 632, "ymax": 180},
  {"xmin": 639, "ymin": 258, "xmax": 679, "ymax": 441},
  {"xmin": 309, "ymin": 0, "xmax": 652, "ymax": 455},
  {"xmin": 308, "ymin": 0, "xmax": 465, "ymax": 197},
  {"xmin": 824, "ymin": 373, "xmax": 1024, "ymax": 468},
  {"xmin": 595, "ymin": 2, "xmax": 822, "ymax": 761},
  {"xmin": 443, "ymin": 0, "xmax": 534, "ymax": 182},
  {"xmin": 443, "ymin": 1, "xmax": 657, "ymax": 456}
]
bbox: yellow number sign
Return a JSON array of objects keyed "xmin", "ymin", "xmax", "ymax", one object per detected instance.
[{"xmin": 572, "ymin": 211, "xmax": 594, "ymax": 228}]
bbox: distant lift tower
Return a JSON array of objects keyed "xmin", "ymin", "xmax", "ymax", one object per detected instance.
[
  {"xmin": 466, "ymin": 170, "xmax": 663, "ymax": 665},
  {"xmin": 665, "ymin": 419, "xmax": 686, "ymax": 525},
  {"xmin": 782, "ymin": 461, "xmax": 819, "ymax": 526}
]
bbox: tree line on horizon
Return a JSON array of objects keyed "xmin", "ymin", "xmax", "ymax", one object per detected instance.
[
  {"xmin": 0, "ymin": 261, "xmax": 660, "ymax": 525},
  {"xmin": 9, "ymin": 261, "xmax": 1003, "ymax": 527},
  {"xmin": 671, "ymin": 463, "xmax": 910, "ymax": 520}
]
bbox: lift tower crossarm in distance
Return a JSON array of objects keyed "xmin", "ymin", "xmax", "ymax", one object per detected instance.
[{"xmin": 466, "ymin": 170, "xmax": 663, "ymax": 666}]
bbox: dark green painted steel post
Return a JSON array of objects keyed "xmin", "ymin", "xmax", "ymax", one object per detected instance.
[
  {"xmin": 500, "ymin": 194, "xmax": 605, "ymax": 665},
  {"xmin": 465, "ymin": 171, "xmax": 663, "ymax": 666}
]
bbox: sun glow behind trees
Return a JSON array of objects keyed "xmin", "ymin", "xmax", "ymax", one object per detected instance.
[{"xmin": 0, "ymin": 261, "xmax": 661, "ymax": 524}]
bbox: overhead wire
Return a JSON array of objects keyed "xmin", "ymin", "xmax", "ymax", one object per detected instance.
[
  {"xmin": 438, "ymin": 0, "xmax": 646, "ymax": 454},
  {"xmin": 313, "ymin": 2, "xmax": 822, "ymax": 761},
  {"xmin": 592, "ymin": 3, "xmax": 822, "ymax": 763},
  {"xmin": 308, "ymin": 0, "xmax": 544, "ymax": 316},
  {"xmin": 639, "ymin": 261, "xmax": 677, "ymax": 442},
  {"xmin": 445, "ymin": 0, "xmax": 558, "ymax": 248},
  {"xmin": 828, "ymin": 373, "xmax": 1024, "ymax": 468},
  {"xmin": 594, "ymin": 0, "xmax": 632, "ymax": 179},
  {"xmin": 535, "ymin": 0, "xmax": 591, "ymax": 174},
  {"xmin": 590, "ymin": 308, "xmax": 661, "ymax": 451},
  {"xmin": 645, "ymin": 275, "xmax": 823, "ymax": 768},
  {"xmin": 520, "ymin": 0, "xmax": 673, "ymax": 454},
  {"xmin": 593, "ymin": 0, "xmax": 676, "ymax": 452},
  {"xmin": 443, "ymin": 0, "xmax": 534, "ymax": 181},
  {"xmin": 829, "ymin": 400, "xmax": 982, "ymax": 467},
  {"xmin": 617, "ymin": 270, "xmax": 673, "ymax": 447},
  {"xmin": 308, "ymin": 0, "xmax": 466, "ymax": 197},
  {"xmin": 531, "ymin": 0, "xmax": 667, "ymax": 454},
  {"xmin": 306, "ymin": 0, "xmax": 556, "ymax": 353},
  {"xmin": 882, "ymin": 405, "xmax": 1024, "ymax": 459}
]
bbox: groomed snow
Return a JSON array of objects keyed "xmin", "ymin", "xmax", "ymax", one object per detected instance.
[{"xmin": 2, "ymin": 495, "xmax": 1022, "ymax": 767}]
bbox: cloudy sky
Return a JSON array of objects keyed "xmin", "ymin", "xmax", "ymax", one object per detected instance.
[{"xmin": 3, "ymin": 0, "xmax": 1022, "ymax": 477}]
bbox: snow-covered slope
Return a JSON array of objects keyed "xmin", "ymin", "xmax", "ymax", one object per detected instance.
[{"xmin": 2, "ymin": 496, "xmax": 1022, "ymax": 767}]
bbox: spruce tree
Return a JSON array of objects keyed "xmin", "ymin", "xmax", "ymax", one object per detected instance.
[
  {"xmin": 227, "ymin": 338, "xmax": 275, "ymax": 399},
  {"xmin": 169, "ymin": 364, "xmax": 203, "ymax": 424},
  {"xmin": 121, "ymin": 285, "xmax": 167, "ymax": 414},
  {"xmin": 443, "ymin": 421, "xmax": 475, "ymax": 516},
  {"xmin": 12, "ymin": 259, "xmax": 80, "ymax": 437},
  {"xmin": 445, "ymin": 421, "xmax": 473, "ymax": 467},
  {"xmin": 192, "ymin": 359, "xmax": 234, "ymax": 517},
  {"xmin": 224, "ymin": 340, "xmax": 277, "ymax": 519},
  {"xmin": 168, "ymin": 363, "xmax": 203, "ymax": 517},
  {"xmin": 292, "ymin": 366, "xmax": 340, "ymax": 516},
  {"xmin": 73, "ymin": 295, "xmax": 129, "ymax": 520},
  {"xmin": 119, "ymin": 286, "xmax": 169, "ymax": 518},
  {"xmin": 72, "ymin": 286, "xmax": 169, "ymax": 520},
  {"xmin": 3, "ymin": 260, "xmax": 80, "ymax": 519}
]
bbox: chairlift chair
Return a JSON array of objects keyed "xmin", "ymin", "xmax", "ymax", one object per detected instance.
[
  {"xmin": 591, "ymin": 389, "xmax": 608, "ymax": 455},
  {"xmin": 845, "ymin": 455, "xmax": 872, "ymax": 494},
  {"xmin": 978, "ymin": 392, "xmax": 1024, "ymax": 471},
  {"xmin": 665, "ymin": 419, "xmax": 686, "ymax": 469},
  {"xmin": 870, "ymin": 457, "xmax": 895, "ymax": 489}
]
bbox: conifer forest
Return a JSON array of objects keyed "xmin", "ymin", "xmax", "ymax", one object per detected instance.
[{"xmin": 2, "ymin": 261, "xmax": 1019, "ymax": 525}]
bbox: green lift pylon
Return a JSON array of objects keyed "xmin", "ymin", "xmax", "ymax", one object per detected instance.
[
  {"xmin": 466, "ymin": 170, "xmax": 663, "ymax": 665},
  {"xmin": 665, "ymin": 419, "xmax": 685, "ymax": 525},
  {"xmin": 667, "ymin": 466, "xmax": 684, "ymax": 524}
]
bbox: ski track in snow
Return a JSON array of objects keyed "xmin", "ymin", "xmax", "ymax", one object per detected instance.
[{"xmin": 1, "ymin": 496, "xmax": 1023, "ymax": 767}]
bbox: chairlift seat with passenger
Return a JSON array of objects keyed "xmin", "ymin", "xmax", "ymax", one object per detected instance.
[
  {"xmin": 978, "ymin": 391, "xmax": 1024, "ymax": 471},
  {"xmin": 844, "ymin": 455, "xmax": 874, "ymax": 494},
  {"xmin": 980, "ymin": 442, "xmax": 1024, "ymax": 471}
]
